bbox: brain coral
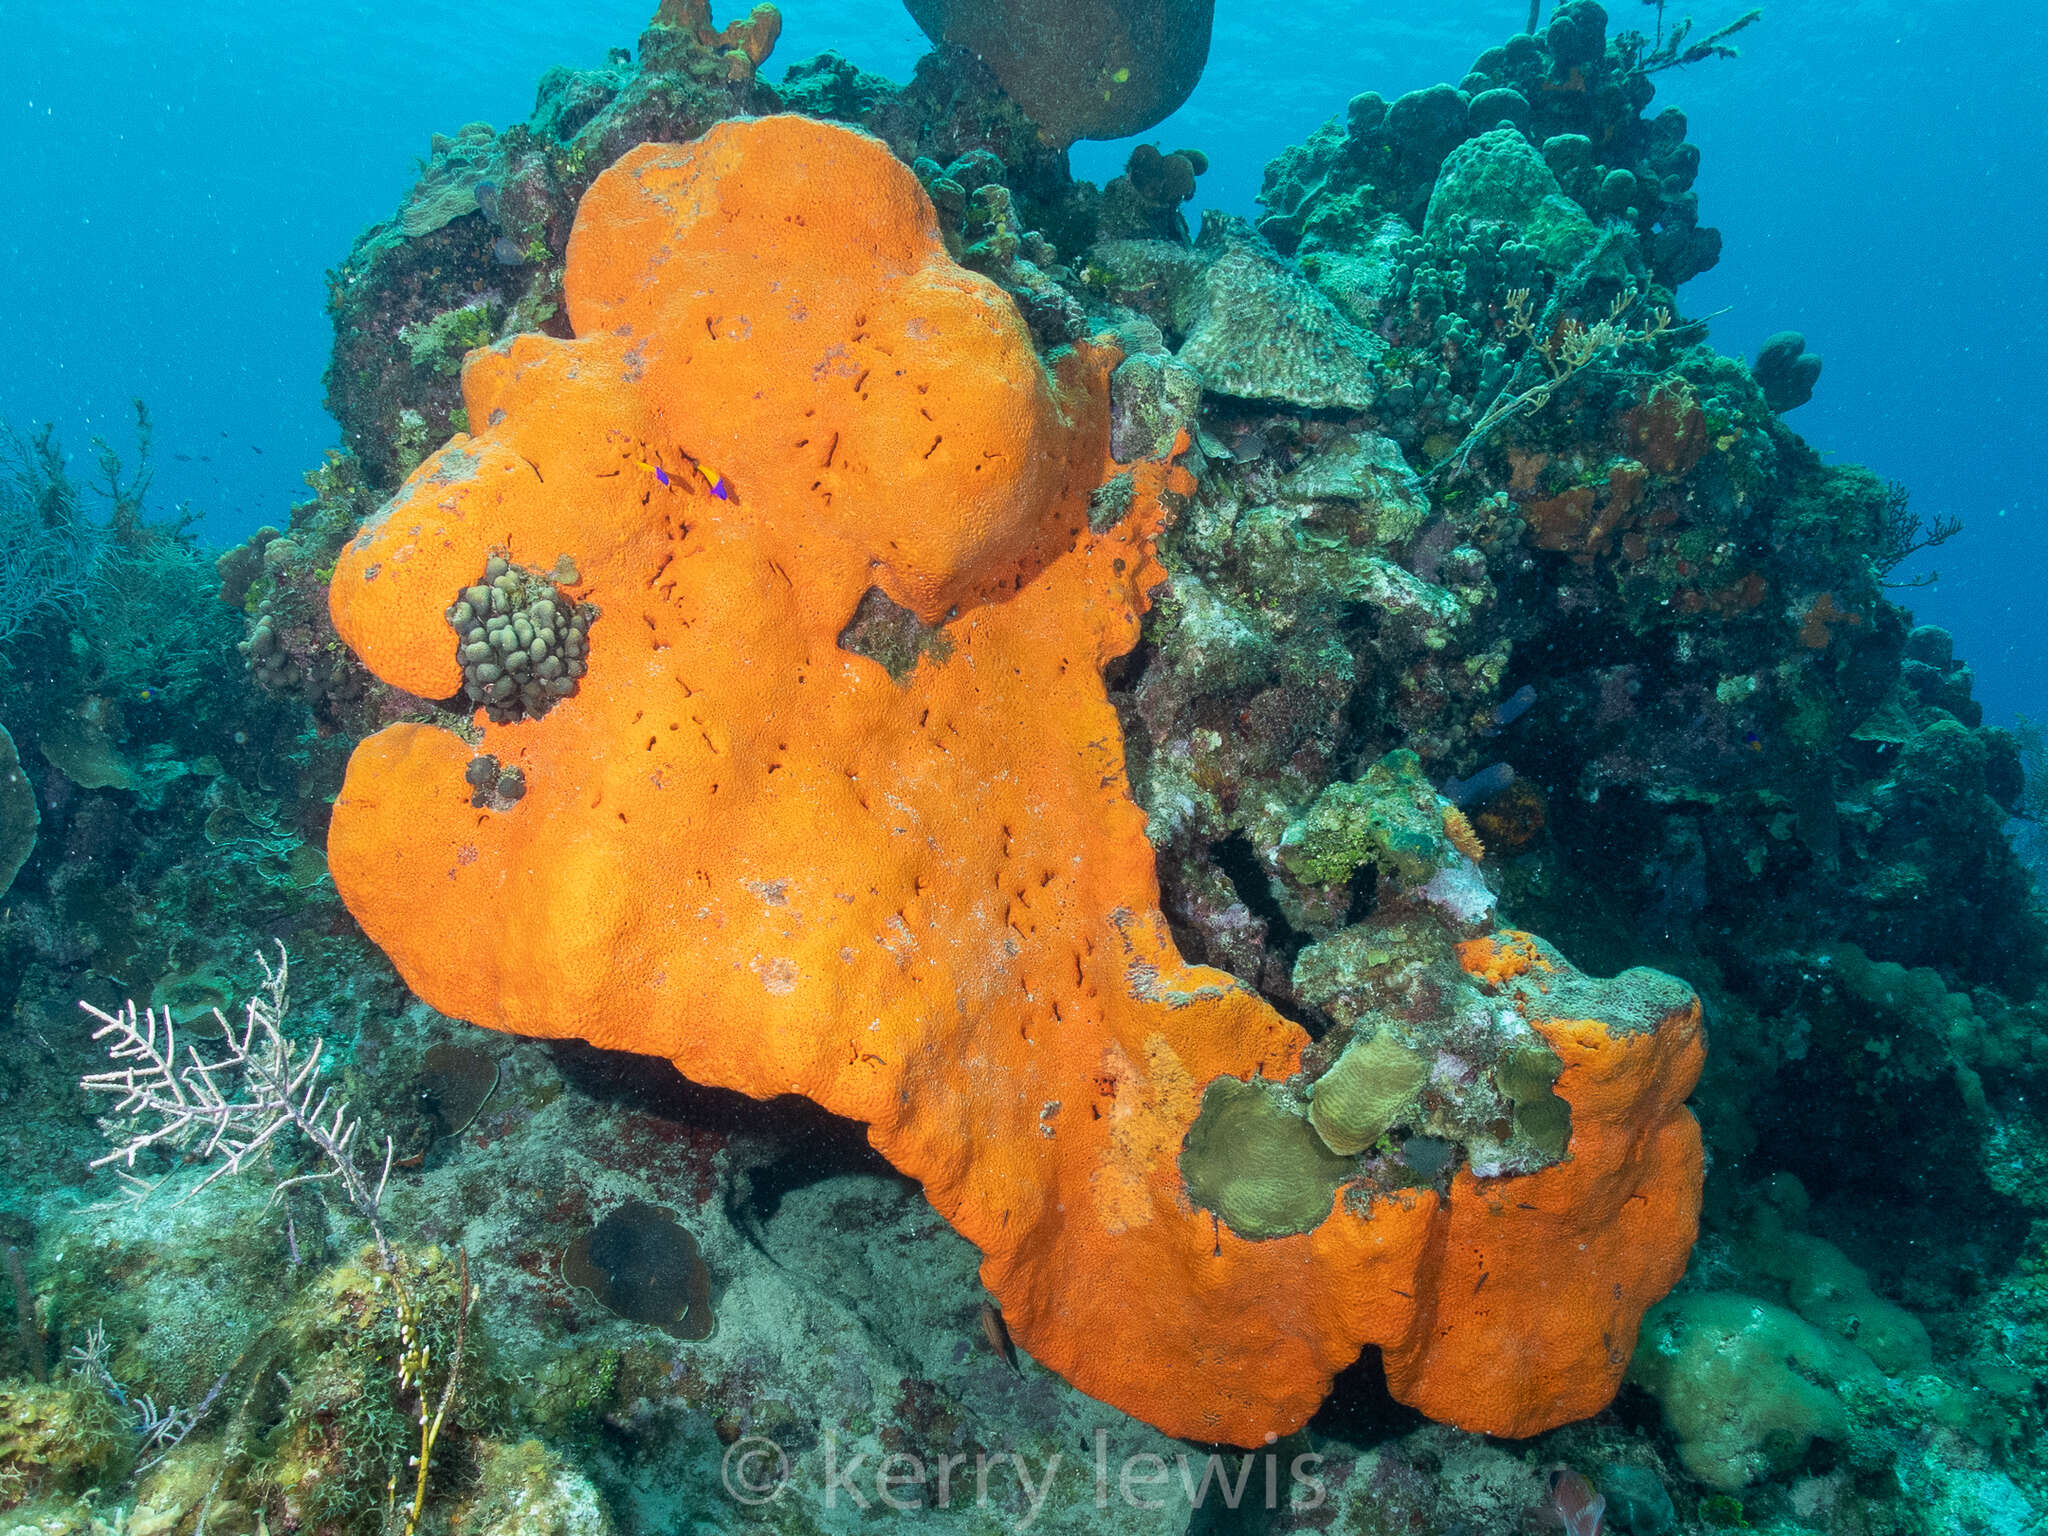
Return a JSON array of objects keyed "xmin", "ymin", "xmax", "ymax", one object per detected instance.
[{"xmin": 327, "ymin": 115, "xmax": 1704, "ymax": 1444}]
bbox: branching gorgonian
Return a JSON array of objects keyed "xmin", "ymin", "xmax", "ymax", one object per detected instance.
[
  {"xmin": 79, "ymin": 942, "xmax": 396, "ymax": 1262},
  {"xmin": 78, "ymin": 945, "xmax": 471, "ymax": 1535},
  {"xmin": 1435, "ymin": 284, "xmax": 1675, "ymax": 483}
]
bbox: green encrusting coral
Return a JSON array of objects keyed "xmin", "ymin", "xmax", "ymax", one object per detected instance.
[
  {"xmin": 1180, "ymin": 1076, "xmax": 1354, "ymax": 1239},
  {"xmin": 1308, "ymin": 1032, "xmax": 1432, "ymax": 1157},
  {"xmin": 1494, "ymin": 1043, "xmax": 1571, "ymax": 1159},
  {"xmin": 1629, "ymin": 1290, "xmax": 1881, "ymax": 1492},
  {"xmin": 1278, "ymin": 749, "xmax": 1470, "ymax": 893}
]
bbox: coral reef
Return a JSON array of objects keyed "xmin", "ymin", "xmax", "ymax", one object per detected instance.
[
  {"xmin": 2, "ymin": 1, "xmax": 2045, "ymax": 1532},
  {"xmin": 1, "ymin": 425, "xmax": 106, "ymax": 646},
  {"xmin": 322, "ymin": 0, "xmax": 786, "ymax": 495},
  {"xmin": 322, "ymin": 114, "xmax": 1704, "ymax": 1445},
  {"xmin": 1258, "ymin": 2, "xmax": 1722, "ymax": 289},
  {"xmin": 1174, "ymin": 228, "xmax": 1383, "ymax": 410}
]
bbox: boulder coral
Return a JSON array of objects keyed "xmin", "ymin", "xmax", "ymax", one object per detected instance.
[
  {"xmin": 1629, "ymin": 1292, "xmax": 1883, "ymax": 1490},
  {"xmin": 326, "ymin": 115, "xmax": 1704, "ymax": 1443}
]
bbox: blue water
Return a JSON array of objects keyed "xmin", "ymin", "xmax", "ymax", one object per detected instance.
[{"xmin": 3, "ymin": 0, "xmax": 2042, "ymax": 721}]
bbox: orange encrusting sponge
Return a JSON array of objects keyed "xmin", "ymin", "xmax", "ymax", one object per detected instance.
[{"xmin": 327, "ymin": 116, "xmax": 1704, "ymax": 1444}]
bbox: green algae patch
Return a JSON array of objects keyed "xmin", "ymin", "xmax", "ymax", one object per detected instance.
[
  {"xmin": 458, "ymin": 1437, "xmax": 618, "ymax": 1536},
  {"xmin": 249, "ymin": 1246, "xmax": 503, "ymax": 1531},
  {"xmin": 1181, "ymin": 1077, "xmax": 1354, "ymax": 1239},
  {"xmin": 0, "ymin": 1379, "xmax": 131, "ymax": 1506},
  {"xmin": 837, "ymin": 585, "xmax": 956, "ymax": 682},
  {"xmin": 402, "ymin": 300, "xmax": 500, "ymax": 376},
  {"xmin": 1277, "ymin": 749, "xmax": 1461, "ymax": 890},
  {"xmin": 0, "ymin": 723, "xmax": 36, "ymax": 900},
  {"xmin": 1309, "ymin": 1032, "xmax": 1432, "ymax": 1156}
]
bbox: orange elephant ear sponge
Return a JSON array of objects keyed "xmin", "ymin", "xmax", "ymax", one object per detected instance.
[
  {"xmin": 561, "ymin": 113, "xmax": 1084, "ymax": 625},
  {"xmin": 327, "ymin": 115, "xmax": 1705, "ymax": 1446}
]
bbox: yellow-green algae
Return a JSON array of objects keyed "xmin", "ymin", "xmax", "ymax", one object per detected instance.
[{"xmin": 0, "ymin": 1379, "xmax": 130, "ymax": 1510}]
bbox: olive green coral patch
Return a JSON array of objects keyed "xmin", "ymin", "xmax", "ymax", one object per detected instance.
[
  {"xmin": 1181, "ymin": 1077, "xmax": 1354, "ymax": 1240},
  {"xmin": 1495, "ymin": 1042, "xmax": 1571, "ymax": 1158},
  {"xmin": 0, "ymin": 1379, "xmax": 130, "ymax": 1502},
  {"xmin": 1309, "ymin": 1031, "xmax": 1432, "ymax": 1156}
]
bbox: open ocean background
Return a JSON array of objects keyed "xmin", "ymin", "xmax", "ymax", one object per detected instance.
[{"xmin": 3, "ymin": 0, "xmax": 2041, "ymax": 723}]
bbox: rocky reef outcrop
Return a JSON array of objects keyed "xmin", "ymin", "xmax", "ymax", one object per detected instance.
[{"xmin": 4, "ymin": 2, "xmax": 2043, "ymax": 1533}]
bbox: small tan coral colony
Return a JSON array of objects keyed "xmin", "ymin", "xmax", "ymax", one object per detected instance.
[{"xmin": 325, "ymin": 114, "xmax": 1705, "ymax": 1445}]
